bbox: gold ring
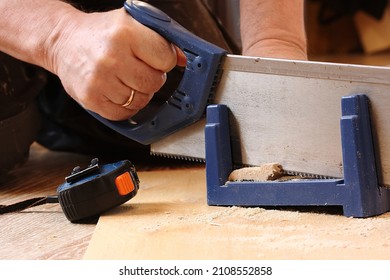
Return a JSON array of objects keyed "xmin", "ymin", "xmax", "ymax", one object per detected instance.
[{"xmin": 121, "ymin": 89, "xmax": 135, "ymax": 107}]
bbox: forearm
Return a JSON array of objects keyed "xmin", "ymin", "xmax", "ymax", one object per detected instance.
[
  {"xmin": 0, "ymin": 0, "xmax": 180, "ymax": 121},
  {"xmin": 240, "ymin": 0, "xmax": 307, "ymax": 59},
  {"xmin": 0, "ymin": 0, "xmax": 80, "ymax": 72}
]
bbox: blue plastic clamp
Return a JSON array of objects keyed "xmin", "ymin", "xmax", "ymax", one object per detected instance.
[{"xmin": 205, "ymin": 95, "xmax": 390, "ymax": 218}]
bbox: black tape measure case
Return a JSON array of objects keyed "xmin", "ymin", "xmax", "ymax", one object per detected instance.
[{"xmin": 57, "ymin": 158, "xmax": 139, "ymax": 222}]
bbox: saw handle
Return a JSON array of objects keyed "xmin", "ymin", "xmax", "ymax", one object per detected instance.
[{"xmin": 90, "ymin": 0, "xmax": 227, "ymax": 145}]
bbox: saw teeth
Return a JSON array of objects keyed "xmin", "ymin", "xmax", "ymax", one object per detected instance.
[
  {"xmin": 284, "ymin": 170, "xmax": 337, "ymax": 180},
  {"xmin": 150, "ymin": 151, "xmax": 336, "ymax": 179},
  {"xmin": 150, "ymin": 151, "xmax": 205, "ymax": 163}
]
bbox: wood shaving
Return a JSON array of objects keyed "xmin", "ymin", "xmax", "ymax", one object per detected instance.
[{"xmin": 228, "ymin": 163, "xmax": 284, "ymax": 182}]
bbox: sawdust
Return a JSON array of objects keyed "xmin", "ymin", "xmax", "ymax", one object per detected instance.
[
  {"xmin": 151, "ymin": 205, "xmax": 381, "ymax": 231},
  {"xmin": 92, "ymin": 199, "xmax": 390, "ymax": 259},
  {"xmin": 140, "ymin": 206, "xmax": 302, "ymax": 232}
]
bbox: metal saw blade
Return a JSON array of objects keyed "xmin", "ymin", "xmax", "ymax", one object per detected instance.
[{"xmin": 151, "ymin": 55, "xmax": 390, "ymax": 184}]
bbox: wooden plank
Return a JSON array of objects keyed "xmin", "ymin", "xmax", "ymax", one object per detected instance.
[
  {"xmin": 84, "ymin": 168, "xmax": 390, "ymax": 260},
  {"xmin": 152, "ymin": 57, "xmax": 390, "ymax": 184}
]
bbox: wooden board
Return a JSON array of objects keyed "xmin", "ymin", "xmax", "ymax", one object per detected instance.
[
  {"xmin": 152, "ymin": 57, "xmax": 390, "ymax": 185},
  {"xmin": 84, "ymin": 168, "xmax": 390, "ymax": 260}
]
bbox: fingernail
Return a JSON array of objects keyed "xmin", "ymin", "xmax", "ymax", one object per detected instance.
[
  {"xmin": 170, "ymin": 43, "xmax": 176, "ymax": 53},
  {"xmin": 162, "ymin": 72, "xmax": 167, "ymax": 83}
]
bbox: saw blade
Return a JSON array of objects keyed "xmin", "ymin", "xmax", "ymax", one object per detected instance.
[{"xmin": 151, "ymin": 55, "xmax": 390, "ymax": 184}]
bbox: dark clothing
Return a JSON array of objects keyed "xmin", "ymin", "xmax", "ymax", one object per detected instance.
[
  {"xmin": 0, "ymin": 53, "xmax": 46, "ymax": 180},
  {"xmin": 0, "ymin": 0, "xmax": 237, "ymax": 181}
]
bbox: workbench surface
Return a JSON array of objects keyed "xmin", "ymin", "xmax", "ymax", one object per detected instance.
[{"xmin": 1, "ymin": 143, "xmax": 390, "ymax": 260}]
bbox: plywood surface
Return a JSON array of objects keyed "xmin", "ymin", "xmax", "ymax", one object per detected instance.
[{"xmin": 84, "ymin": 168, "xmax": 390, "ymax": 260}]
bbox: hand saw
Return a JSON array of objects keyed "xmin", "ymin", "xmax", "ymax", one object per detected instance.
[{"xmin": 92, "ymin": 1, "xmax": 390, "ymax": 185}]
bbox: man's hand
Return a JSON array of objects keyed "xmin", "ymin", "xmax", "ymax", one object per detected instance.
[{"xmin": 47, "ymin": 8, "xmax": 183, "ymax": 120}]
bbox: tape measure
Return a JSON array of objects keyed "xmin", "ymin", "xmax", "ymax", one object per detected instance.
[{"xmin": 0, "ymin": 158, "xmax": 139, "ymax": 223}]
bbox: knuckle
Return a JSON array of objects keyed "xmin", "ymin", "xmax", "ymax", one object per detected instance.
[
  {"xmin": 135, "ymin": 71, "xmax": 165, "ymax": 94},
  {"xmin": 157, "ymin": 44, "xmax": 177, "ymax": 71}
]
